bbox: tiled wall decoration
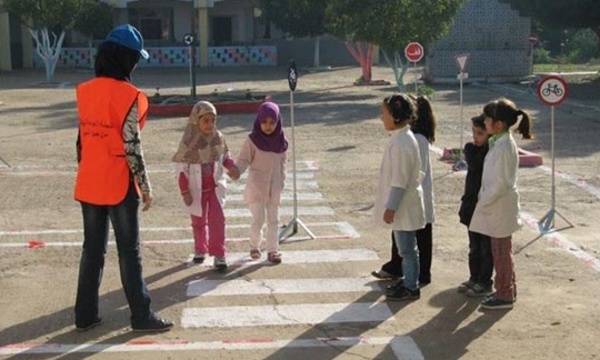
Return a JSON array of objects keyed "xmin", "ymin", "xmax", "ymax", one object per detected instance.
[{"xmin": 34, "ymin": 46, "xmax": 277, "ymax": 68}]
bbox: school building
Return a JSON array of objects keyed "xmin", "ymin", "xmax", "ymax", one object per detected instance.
[{"xmin": 0, "ymin": 0, "xmax": 531, "ymax": 81}]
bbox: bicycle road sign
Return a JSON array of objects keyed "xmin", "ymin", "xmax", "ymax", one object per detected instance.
[{"xmin": 537, "ymin": 75, "xmax": 569, "ymax": 106}]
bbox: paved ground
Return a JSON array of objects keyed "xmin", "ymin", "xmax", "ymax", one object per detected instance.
[{"xmin": 0, "ymin": 65, "xmax": 599, "ymax": 360}]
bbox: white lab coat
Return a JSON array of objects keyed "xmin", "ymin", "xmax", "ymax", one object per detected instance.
[
  {"xmin": 415, "ymin": 133, "xmax": 435, "ymax": 224},
  {"xmin": 175, "ymin": 157, "xmax": 227, "ymax": 217},
  {"xmin": 469, "ymin": 133, "xmax": 522, "ymax": 238},
  {"xmin": 235, "ymin": 137, "xmax": 287, "ymax": 205},
  {"xmin": 373, "ymin": 126, "xmax": 425, "ymax": 231}
]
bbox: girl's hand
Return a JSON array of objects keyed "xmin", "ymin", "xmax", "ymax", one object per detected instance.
[
  {"xmin": 383, "ymin": 209, "xmax": 395, "ymax": 224},
  {"xmin": 182, "ymin": 191, "xmax": 193, "ymax": 206}
]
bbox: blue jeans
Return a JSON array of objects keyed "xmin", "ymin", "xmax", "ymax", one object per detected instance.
[
  {"xmin": 75, "ymin": 183, "xmax": 152, "ymax": 327},
  {"xmin": 393, "ymin": 230, "xmax": 419, "ymax": 290}
]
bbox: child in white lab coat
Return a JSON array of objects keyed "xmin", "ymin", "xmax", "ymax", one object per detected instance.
[
  {"xmin": 373, "ymin": 94, "xmax": 425, "ymax": 301},
  {"xmin": 470, "ymin": 98, "xmax": 533, "ymax": 310},
  {"xmin": 235, "ymin": 102, "xmax": 288, "ymax": 264}
]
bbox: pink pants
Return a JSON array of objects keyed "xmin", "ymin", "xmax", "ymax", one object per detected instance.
[
  {"xmin": 191, "ymin": 189, "xmax": 226, "ymax": 257},
  {"xmin": 491, "ymin": 236, "xmax": 517, "ymax": 301}
]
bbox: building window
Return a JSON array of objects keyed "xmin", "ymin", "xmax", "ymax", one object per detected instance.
[{"xmin": 129, "ymin": 7, "xmax": 173, "ymax": 41}]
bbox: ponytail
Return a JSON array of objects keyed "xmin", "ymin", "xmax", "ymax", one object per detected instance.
[
  {"xmin": 411, "ymin": 95, "xmax": 437, "ymax": 143},
  {"xmin": 517, "ymin": 109, "xmax": 534, "ymax": 139}
]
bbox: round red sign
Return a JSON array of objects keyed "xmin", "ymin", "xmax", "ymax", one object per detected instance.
[
  {"xmin": 404, "ymin": 42, "xmax": 424, "ymax": 63},
  {"xmin": 537, "ymin": 75, "xmax": 569, "ymax": 106}
]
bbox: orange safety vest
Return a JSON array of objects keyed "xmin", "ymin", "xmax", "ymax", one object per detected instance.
[{"xmin": 74, "ymin": 77, "xmax": 149, "ymax": 205}]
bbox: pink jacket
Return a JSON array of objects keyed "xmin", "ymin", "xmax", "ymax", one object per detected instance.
[{"xmin": 235, "ymin": 137, "xmax": 287, "ymax": 205}]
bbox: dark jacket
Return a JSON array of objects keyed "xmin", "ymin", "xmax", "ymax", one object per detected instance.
[{"xmin": 459, "ymin": 142, "xmax": 488, "ymax": 226}]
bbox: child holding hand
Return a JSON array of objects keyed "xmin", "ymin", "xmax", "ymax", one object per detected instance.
[
  {"xmin": 235, "ymin": 102, "xmax": 288, "ymax": 264},
  {"xmin": 172, "ymin": 101, "xmax": 239, "ymax": 271},
  {"xmin": 458, "ymin": 114, "xmax": 493, "ymax": 297}
]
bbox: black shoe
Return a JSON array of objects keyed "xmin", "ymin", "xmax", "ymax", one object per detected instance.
[
  {"xmin": 193, "ymin": 254, "xmax": 205, "ymax": 264},
  {"xmin": 76, "ymin": 317, "xmax": 102, "ymax": 332},
  {"xmin": 419, "ymin": 277, "xmax": 431, "ymax": 286},
  {"xmin": 132, "ymin": 314, "xmax": 174, "ymax": 332},
  {"xmin": 386, "ymin": 286, "xmax": 420, "ymax": 301},
  {"xmin": 371, "ymin": 269, "xmax": 400, "ymax": 280},
  {"xmin": 385, "ymin": 281, "xmax": 404, "ymax": 295}
]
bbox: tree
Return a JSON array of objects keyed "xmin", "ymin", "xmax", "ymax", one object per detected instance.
[
  {"xmin": 74, "ymin": 1, "xmax": 113, "ymax": 46},
  {"xmin": 259, "ymin": 0, "xmax": 327, "ymax": 67},
  {"xmin": 1, "ymin": 0, "xmax": 102, "ymax": 83},
  {"xmin": 499, "ymin": 0, "xmax": 600, "ymax": 54},
  {"xmin": 326, "ymin": 0, "xmax": 463, "ymax": 88}
]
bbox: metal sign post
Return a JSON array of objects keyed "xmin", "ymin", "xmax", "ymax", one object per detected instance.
[
  {"xmin": 184, "ymin": 33, "xmax": 197, "ymax": 99},
  {"xmin": 404, "ymin": 42, "xmax": 424, "ymax": 94},
  {"xmin": 453, "ymin": 54, "xmax": 470, "ymax": 171},
  {"xmin": 279, "ymin": 61, "xmax": 316, "ymax": 242},
  {"xmin": 536, "ymin": 75, "xmax": 573, "ymax": 234}
]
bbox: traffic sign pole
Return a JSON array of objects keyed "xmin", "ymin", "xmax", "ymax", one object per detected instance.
[
  {"xmin": 453, "ymin": 54, "xmax": 469, "ymax": 171},
  {"xmin": 536, "ymin": 75, "xmax": 573, "ymax": 234},
  {"xmin": 404, "ymin": 42, "xmax": 424, "ymax": 93},
  {"xmin": 279, "ymin": 61, "xmax": 316, "ymax": 242}
]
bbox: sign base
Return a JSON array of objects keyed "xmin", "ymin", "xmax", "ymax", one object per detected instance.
[
  {"xmin": 279, "ymin": 218, "xmax": 316, "ymax": 242},
  {"xmin": 538, "ymin": 208, "xmax": 574, "ymax": 234}
]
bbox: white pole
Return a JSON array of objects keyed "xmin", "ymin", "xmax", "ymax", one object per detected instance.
[
  {"xmin": 459, "ymin": 75, "xmax": 464, "ymax": 159},
  {"xmin": 414, "ymin": 61, "xmax": 418, "ymax": 94},
  {"xmin": 290, "ymin": 89, "xmax": 298, "ymax": 220},
  {"xmin": 551, "ymin": 105, "xmax": 556, "ymax": 212}
]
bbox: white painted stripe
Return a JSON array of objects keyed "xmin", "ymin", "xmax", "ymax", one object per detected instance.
[
  {"xmin": 228, "ymin": 192, "xmax": 323, "ymax": 201},
  {"xmin": 520, "ymin": 212, "xmax": 600, "ymax": 272},
  {"xmin": 0, "ymin": 221, "xmax": 358, "ymax": 237},
  {"xmin": 0, "ymin": 336, "xmax": 420, "ymax": 357},
  {"xmin": 3, "ymin": 169, "xmax": 318, "ymax": 178},
  {"xmin": 391, "ymin": 336, "xmax": 425, "ymax": 360},
  {"xmin": 182, "ymin": 302, "xmax": 394, "ymax": 328},
  {"xmin": 186, "ymin": 277, "xmax": 381, "ymax": 297},
  {"xmin": 228, "ymin": 181, "xmax": 318, "ymax": 191},
  {"xmin": 194, "ymin": 249, "xmax": 379, "ymax": 267},
  {"xmin": 538, "ymin": 165, "xmax": 600, "ymax": 201},
  {"xmin": 225, "ymin": 206, "xmax": 333, "ymax": 217}
]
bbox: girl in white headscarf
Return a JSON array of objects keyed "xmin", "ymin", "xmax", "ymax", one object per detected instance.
[{"xmin": 172, "ymin": 101, "xmax": 240, "ymax": 271}]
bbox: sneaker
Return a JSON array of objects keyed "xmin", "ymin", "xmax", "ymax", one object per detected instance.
[
  {"xmin": 480, "ymin": 295, "xmax": 513, "ymax": 310},
  {"xmin": 131, "ymin": 314, "xmax": 174, "ymax": 332},
  {"xmin": 466, "ymin": 283, "xmax": 493, "ymax": 297},
  {"xmin": 214, "ymin": 257, "xmax": 228, "ymax": 271},
  {"xmin": 371, "ymin": 269, "xmax": 400, "ymax": 280},
  {"xmin": 458, "ymin": 280, "xmax": 476, "ymax": 293},
  {"xmin": 192, "ymin": 253, "xmax": 205, "ymax": 264},
  {"xmin": 484, "ymin": 292, "xmax": 517, "ymax": 303},
  {"xmin": 75, "ymin": 317, "xmax": 102, "ymax": 332},
  {"xmin": 386, "ymin": 281, "xmax": 404, "ymax": 295},
  {"xmin": 386, "ymin": 286, "xmax": 420, "ymax": 301}
]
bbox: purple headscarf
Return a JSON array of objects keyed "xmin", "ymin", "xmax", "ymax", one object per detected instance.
[{"xmin": 249, "ymin": 102, "xmax": 288, "ymax": 153}]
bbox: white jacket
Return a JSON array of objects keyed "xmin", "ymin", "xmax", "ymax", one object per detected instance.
[
  {"xmin": 235, "ymin": 137, "xmax": 287, "ymax": 205},
  {"xmin": 415, "ymin": 133, "xmax": 435, "ymax": 224},
  {"xmin": 469, "ymin": 133, "xmax": 522, "ymax": 237},
  {"xmin": 175, "ymin": 158, "xmax": 227, "ymax": 217},
  {"xmin": 373, "ymin": 127, "xmax": 425, "ymax": 231}
]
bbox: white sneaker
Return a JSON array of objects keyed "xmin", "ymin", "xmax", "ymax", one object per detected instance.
[{"xmin": 213, "ymin": 257, "xmax": 227, "ymax": 271}]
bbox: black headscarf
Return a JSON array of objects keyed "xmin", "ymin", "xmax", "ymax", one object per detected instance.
[{"xmin": 94, "ymin": 41, "xmax": 141, "ymax": 82}]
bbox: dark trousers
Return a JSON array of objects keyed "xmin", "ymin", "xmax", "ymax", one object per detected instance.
[
  {"xmin": 381, "ymin": 223, "xmax": 432, "ymax": 283},
  {"xmin": 75, "ymin": 184, "xmax": 152, "ymax": 327},
  {"xmin": 468, "ymin": 230, "xmax": 494, "ymax": 287}
]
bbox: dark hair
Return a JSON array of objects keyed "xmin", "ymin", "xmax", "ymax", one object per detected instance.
[
  {"xmin": 483, "ymin": 98, "xmax": 533, "ymax": 139},
  {"xmin": 94, "ymin": 40, "xmax": 141, "ymax": 82},
  {"xmin": 409, "ymin": 95, "xmax": 436, "ymax": 143},
  {"xmin": 471, "ymin": 114, "xmax": 486, "ymax": 129},
  {"xmin": 383, "ymin": 94, "xmax": 416, "ymax": 124}
]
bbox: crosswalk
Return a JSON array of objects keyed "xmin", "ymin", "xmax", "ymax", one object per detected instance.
[
  {"xmin": 0, "ymin": 160, "xmax": 424, "ymax": 359},
  {"xmin": 176, "ymin": 160, "xmax": 424, "ymax": 358}
]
